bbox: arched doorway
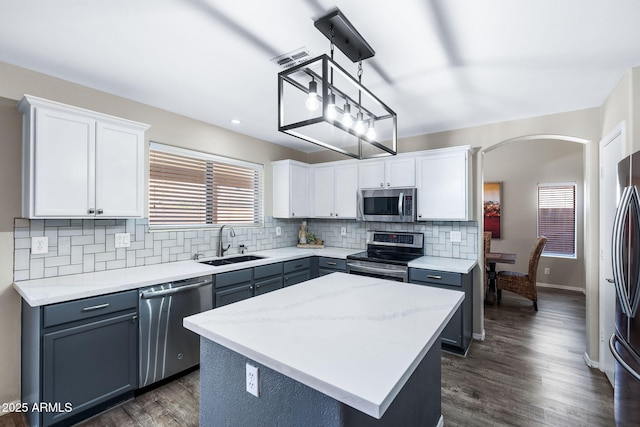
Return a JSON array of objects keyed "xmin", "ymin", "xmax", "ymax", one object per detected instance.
[{"xmin": 476, "ymin": 134, "xmax": 590, "ymax": 340}]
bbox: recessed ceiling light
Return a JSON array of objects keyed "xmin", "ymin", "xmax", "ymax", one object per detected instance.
[{"xmin": 230, "ymin": 119, "xmax": 241, "ymax": 125}]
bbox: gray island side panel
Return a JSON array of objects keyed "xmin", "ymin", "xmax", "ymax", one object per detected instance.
[{"xmin": 200, "ymin": 338, "xmax": 442, "ymax": 426}]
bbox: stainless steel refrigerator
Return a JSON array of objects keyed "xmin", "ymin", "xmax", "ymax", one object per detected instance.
[{"xmin": 611, "ymin": 151, "xmax": 640, "ymax": 426}]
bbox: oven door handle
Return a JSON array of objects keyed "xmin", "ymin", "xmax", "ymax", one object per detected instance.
[
  {"xmin": 347, "ymin": 262, "xmax": 406, "ymax": 277},
  {"xmin": 398, "ymin": 192, "xmax": 404, "ymax": 219}
]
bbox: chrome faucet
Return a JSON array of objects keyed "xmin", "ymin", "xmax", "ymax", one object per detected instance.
[{"xmin": 217, "ymin": 225, "xmax": 236, "ymax": 257}]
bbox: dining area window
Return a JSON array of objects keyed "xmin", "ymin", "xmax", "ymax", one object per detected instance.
[{"xmin": 537, "ymin": 183, "xmax": 576, "ymax": 258}]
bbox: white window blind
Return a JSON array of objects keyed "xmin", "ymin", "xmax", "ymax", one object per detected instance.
[
  {"xmin": 537, "ymin": 183, "xmax": 576, "ymax": 257},
  {"xmin": 149, "ymin": 143, "xmax": 263, "ymax": 228}
]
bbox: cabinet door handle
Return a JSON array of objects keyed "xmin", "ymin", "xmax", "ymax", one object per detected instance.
[
  {"xmin": 427, "ymin": 275, "xmax": 442, "ymax": 280},
  {"xmin": 379, "ymin": 183, "xmax": 384, "ymax": 187},
  {"xmin": 292, "ymin": 212, "xmax": 295, "ymax": 217},
  {"xmin": 88, "ymin": 208, "xmax": 95, "ymax": 214},
  {"xmin": 82, "ymin": 303, "xmax": 109, "ymax": 312},
  {"xmin": 255, "ymin": 284, "xmax": 260, "ymax": 289},
  {"xmin": 97, "ymin": 209, "xmax": 104, "ymax": 214},
  {"xmin": 249, "ymin": 285, "xmax": 254, "ymax": 290}
]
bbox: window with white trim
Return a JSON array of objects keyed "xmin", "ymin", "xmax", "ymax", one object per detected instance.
[
  {"xmin": 537, "ymin": 183, "xmax": 576, "ymax": 258},
  {"xmin": 149, "ymin": 143, "xmax": 263, "ymax": 228}
]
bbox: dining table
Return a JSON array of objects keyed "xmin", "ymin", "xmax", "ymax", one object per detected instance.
[{"xmin": 485, "ymin": 252, "xmax": 517, "ymax": 303}]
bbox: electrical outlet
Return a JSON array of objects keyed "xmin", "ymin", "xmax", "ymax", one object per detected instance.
[
  {"xmin": 246, "ymin": 363, "xmax": 259, "ymax": 397},
  {"xmin": 31, "ymin": 236, "xmax": 48, "ymax": 254},
  {"xmin": 275, "ymin": 226, "xmax": 282, "ymax": 236},
  {"xmin": 115, "ymin": 233, "xmax": 131, "ymax": 248},
  {"xmin": 341, "ymin": 227, "xmax": 347, "ymax": 236},
  {"xmin": 544, "ymin": 268, "xmax": 550, "ymax": 275},
  {"xmin": 450, "ymin": 231, "xmax": 462, "ymax": 243}
]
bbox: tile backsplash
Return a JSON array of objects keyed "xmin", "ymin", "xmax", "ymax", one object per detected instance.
[{"xmin": 13, "ymin": 217, "xmax": 477, "ymax": 281}]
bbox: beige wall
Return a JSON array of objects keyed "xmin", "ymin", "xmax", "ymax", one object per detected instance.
[
  {"xmin": 484, "ymin": 139, "xmax": 585, "ymax": 289},
  {"xmin": 0, "ymin": 62, "xmax": 308, "ymax": 405}
]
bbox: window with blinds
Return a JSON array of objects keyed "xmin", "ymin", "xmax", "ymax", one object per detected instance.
[
  {"xmin": 537, "ymin": 183, "xmax": 576, "ymax": 258},
  {"xmin": 149, "ymin": 143, "xmax": 263, "ymax": 228}
]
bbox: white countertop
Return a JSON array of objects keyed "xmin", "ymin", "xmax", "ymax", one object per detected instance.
[
  {"xmin": 409, "ymin": 256, "xmax": 476, "ymax": 274},
  {"xmin": 13, "ymin": 245, "xmax": 476, "ymax": 307},
  {"xmin": 184, "ymin": 272, "xmax": 463, "ymax": 419},
  {"xmin": 13, "ymin": 247, "xmax": 360, "ymax": 307}
]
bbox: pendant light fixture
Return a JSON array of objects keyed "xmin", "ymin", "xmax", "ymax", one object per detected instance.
[{"xmin": 277, "ymin": 8, "xmax": 397, "ymax": 159}]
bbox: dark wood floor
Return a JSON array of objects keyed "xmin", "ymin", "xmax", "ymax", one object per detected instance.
[
  {"xmin": 443, "ymin": 288, "xmax": 614, "ymax": 426},
  {"xmin": 0, "ymin": 287, "xmax": 614, "ymax": 426}
]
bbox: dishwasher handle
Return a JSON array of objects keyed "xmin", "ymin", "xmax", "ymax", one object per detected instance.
[{"xmin": 140, "ymin": 280, "xmax": 212, "ymax": 299}]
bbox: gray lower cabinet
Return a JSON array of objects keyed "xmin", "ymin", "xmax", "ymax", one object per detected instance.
[
  {"xmin": 254, "ymin": 263, "xmax": 284, "ymax": 296},
  {"xmin": 284, "ymin": 258, "xmax": 311, "ymax": 286},
  {"xmin": 214, "ymin": 263, "xmax": 286, "ymax": 308},
  {"xmin": 317, "ymin": 257, "xmax": 347, "ymax": 276},
  {"xmin": 215, "ymin": 269, "xmax": 254, "ymax": 307},
  {"xmin": 409, "ymin": 268, "xmax": 473, "ymax": 354},
  {"xmin": 22, "ymin": 290, "xmax": 138, "ymax": 427}
]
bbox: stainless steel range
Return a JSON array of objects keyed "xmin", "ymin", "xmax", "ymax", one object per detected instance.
[{"xmin": 347, "ymin": 231, "xmax": 424, "ymax": 282}]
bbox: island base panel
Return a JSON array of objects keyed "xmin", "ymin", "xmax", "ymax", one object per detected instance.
[{"xmin": 200, "ymin": 338, "xmax": 442, "ymax": 426}]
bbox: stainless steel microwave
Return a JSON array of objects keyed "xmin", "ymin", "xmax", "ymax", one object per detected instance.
[{"xmin": 357, "ymin": 188, "xmax": 416, "ymax": 222}]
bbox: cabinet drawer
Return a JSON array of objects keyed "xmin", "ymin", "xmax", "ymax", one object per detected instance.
[
  {"xmin": 318, "ymin": 257, "xmax": 346, "ymax": 271},
  {"xmin": 254, "ymin": 262, "xmax": 283, "ymax": 280},
  {"xmin": 215, "ymin": 283, "xmax": 253, "ymax": 307},
  {"xmin": 284, "ymin": 258, "xmax": 310, "ymax": 273},
  {"xmin": 255, "ymin": 276, "xmax": 283, "ymax": 296},
  {"xmin": 409, "ymin": 268, "xmax": 462, "ymax": 287},
  {"xmin": 216, "ymin": 268, "xmax": 252, "ymax": 288},
  {"xmin": 43, "ymin": 290, "xmax": 138, "ymax": 328},
  {"xmin": 284, "ymin": 270, "xmax": 311, "ymax": 287}
]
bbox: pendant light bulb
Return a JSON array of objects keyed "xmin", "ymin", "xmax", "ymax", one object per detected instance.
[
  {"xmin": 366, "ymin": 119, "xmax": 376, "ymax": 140},
  {"xmin": 326, "ymin": 93, "xmax": 337, "ymax": 120},
  {"xmin": 354, "ymin": 112, "xmax": 365, "ymax": 135},
  {"xmin": 341, "ymin": 103, "xmax": 353, "ymax": 128},
  {"xmin": 305, "ymin": 79, "xmax": 320, "ymax": 111}
]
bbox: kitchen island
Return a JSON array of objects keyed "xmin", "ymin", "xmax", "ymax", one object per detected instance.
[{"xmin": 184, "ymin": 272, "xmax": 463, "ymax": 426}]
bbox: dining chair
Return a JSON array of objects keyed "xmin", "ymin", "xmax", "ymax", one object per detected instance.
[
  {"xmin": 496, "ymin": 236, "xmax": 547, "ymax": 311},
  {"xmin": 483, "ymin": 231, "xmax": 492, "ymax": 294}
]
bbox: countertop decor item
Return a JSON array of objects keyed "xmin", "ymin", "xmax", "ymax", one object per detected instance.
[
  {"xmin": 277, "ymin": 8, "xmax": 397, "ymax": 160},
  {"xmin": 298, "ymin": 220, "xmax": 308, "ymax": 244}
]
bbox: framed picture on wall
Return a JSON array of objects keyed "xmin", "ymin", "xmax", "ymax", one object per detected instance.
[{"xmin": 484, "ymin": 182, "xmax": 501, "ymax": 239}]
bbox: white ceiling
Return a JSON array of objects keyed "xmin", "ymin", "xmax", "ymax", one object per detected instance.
[{"xmin": 1, "ymin": 0, "xmax": 639, "ymax": 153}]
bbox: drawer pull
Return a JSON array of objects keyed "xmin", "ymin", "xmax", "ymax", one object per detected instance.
[
  {"xmin": 426, "ymin": 275, "xmax": 442, "ymax": 280},
  {"xmin": 327, "ymin": 262, "xmax": 337, "ymax": 266},
  {"xmin": 81, "ymin": 303, "xmax": 110, "ymax": 312}
]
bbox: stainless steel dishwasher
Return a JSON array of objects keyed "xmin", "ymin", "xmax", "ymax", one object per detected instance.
[{"xmin": 138, "ymin": 275, "xmax": 213, "ymax": 388}]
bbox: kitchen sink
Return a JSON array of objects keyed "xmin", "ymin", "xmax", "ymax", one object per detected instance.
[{"xmin": 200, "ymin": 255, "xmax": 265, "ymax": 266}]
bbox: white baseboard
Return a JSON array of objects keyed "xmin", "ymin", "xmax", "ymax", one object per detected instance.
[
  {"xmin": 537, "ymin": 282, "xmax": 586, "ymax": 295},
  {"xmin": 583, "ymin": 352, "xmax": 599, "ymax": 369},
  {"xmin": 472, "ymin": 330, "xmax": 486, "ymax": 341}
]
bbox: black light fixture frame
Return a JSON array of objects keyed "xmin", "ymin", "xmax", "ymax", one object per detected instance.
[{"xmin": 277, "ymin": 8, "xmax": 397, "ymax": 159}]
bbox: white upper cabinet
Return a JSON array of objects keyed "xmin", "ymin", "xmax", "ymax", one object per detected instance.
[
  {"xmin": 310, "ymin": 163, "xmax": 357, "ymax": 219},
  {"xmin": 19, "ymin": 95, "xmax": 149, "ymax": 219},
  {"xmin": 358, "ymin": 157, "xmax": 415, "ymax": 189},
  {"xmin": 416, "ymin": 146, "xmax": 471, "ymax": 221},
  {"xmin": 272, "ymin": 160, "xmax": 309, "ymax": 218}
]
